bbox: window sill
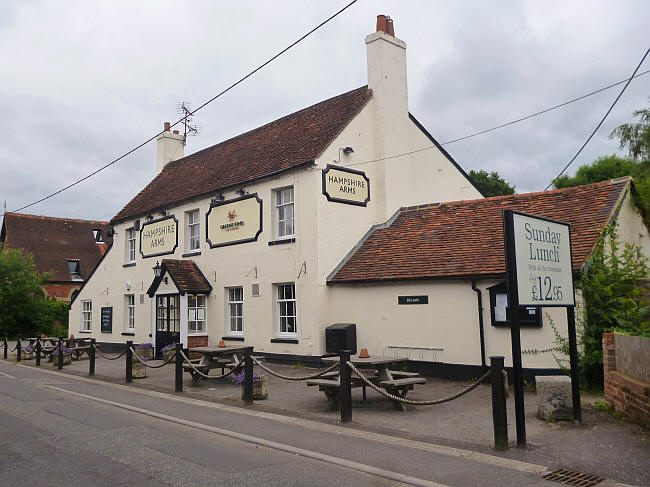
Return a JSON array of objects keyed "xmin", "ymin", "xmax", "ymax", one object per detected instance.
[
  {"xmin": 270, "ymin": 338, "xmax": 298, "ymax": 344},
  {"xmin": 121, "ymin": 332, "xmax": 135, "ymax": 336},
  {"xmin": 79, "ymin": 330, "xmax": 92, "ymax": 334},
  {"xmin": 222, "ymin": 336, "xmax": 244, "ymax": 341},
  {"xmin": 188, "ymin": 332, "xmax": 207, "ymax": 336},
  {"xmin": 182, "ymin": 251, "xmax": 201, "ymax": 258},
  {"xmin": 268, "ymin": 238, "xmax": 295, "ymax": 246},
  {"xmin": 122, "ymin": 262, "xmax": 136, "ymax": 268}
]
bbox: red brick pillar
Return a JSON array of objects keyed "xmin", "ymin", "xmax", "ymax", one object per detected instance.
[{"xmin": 602, "ymin": 332, "xmax": 617, "ymax": 408}]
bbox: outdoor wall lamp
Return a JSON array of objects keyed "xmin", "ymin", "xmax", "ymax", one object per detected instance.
[
  {"xmin": 235, "ymin": 188, "xmax": 246, "ymax": 196},
  {"xmin": 334, "ymin": 146, "xmax": 355, "ymax": 163},
  {"xmin": 153, "ymin": 261, "xmax": 167, "ymax": 283}
]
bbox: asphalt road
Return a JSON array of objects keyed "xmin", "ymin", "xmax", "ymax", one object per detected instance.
[{"xmin": 0, "ymin": 361, "xmax": 630, "ymax": 487}]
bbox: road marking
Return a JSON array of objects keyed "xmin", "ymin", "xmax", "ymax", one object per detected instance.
[
  {"xmin": 0, "ymin": 371, "xmax": 16, "ymax": 378},
  {"xmin": 13, "ymin": 362, "xmax": 548, "ymax": 475},
  {"xmin": 41, "ymin": 384, "xmax": 449, "ymax": 487}
]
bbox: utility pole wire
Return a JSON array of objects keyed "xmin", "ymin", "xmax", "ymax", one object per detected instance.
[
  {"xmin": 544, "ymin": 48, "xmax": 649, "ymax": 191},
  {"xmin": 12, "ymin": 0, "xmax": 359, "ymax": 214},
  {"xmin": 441, "ymin": 69, "xmax": 650, "ymax": 146}
]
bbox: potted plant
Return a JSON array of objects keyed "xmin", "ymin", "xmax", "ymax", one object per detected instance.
[
  {"xmin": 20, "ymin": 345, "xmax": 34, "ymax": 360},
  {"xmin": 232, "ymin": 371, "xmax": 269, "ymax": 400},
  {"xmin": 132, "ymin": 343, "xmax": 152, "ymax": 378},
  {"xmin": 161, "ymin": 343, "xmax": 178, "ymax": 363},
  {"xmin": 51, "ymin": 347, "xmax": 73, "ymax": 366}
]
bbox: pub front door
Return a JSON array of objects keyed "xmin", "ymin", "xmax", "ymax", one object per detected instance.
[{"xmin": 155, "ymin": 294, "xmax": 180, "ymax": 359}]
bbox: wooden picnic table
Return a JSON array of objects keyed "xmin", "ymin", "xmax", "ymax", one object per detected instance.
[
  {"xmin": 184, "ymin": 346, "xmax": 246, "ymax": 385},
  {"xmin": 310, "ymin": 355, "xmax": 426, "ymax": 411}
]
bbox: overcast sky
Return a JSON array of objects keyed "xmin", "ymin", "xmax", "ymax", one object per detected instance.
[{"xmin": 1, "ymin": 1, "xmax": 648, "ymax": 222}]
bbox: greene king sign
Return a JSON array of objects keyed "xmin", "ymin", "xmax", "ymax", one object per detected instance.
[{"xmin": 509, "ymin": 211, "xmax": 575, "ymax": 306}]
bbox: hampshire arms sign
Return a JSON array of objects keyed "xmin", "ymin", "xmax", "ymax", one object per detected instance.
[
  {"xmin": 140, "ymin": 216, "xmax": 178, "ymax": 258},
  {"xmin": 322, "ymin": 164, "xmax": 370, "ymax": 207}
]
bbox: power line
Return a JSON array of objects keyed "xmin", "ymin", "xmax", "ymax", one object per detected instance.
[
  {"xmin": 441, "ymin": 70, "xmax": 650, "ymax": 146},
  {"xmin": 342, "ymin": 70, "xmax": 650, "ymax": 169},
  {"xmin": 12, "ymin": 0, "xmax": 359, "ymax": 214},
  {"xmin": 544, "ymin": 48, "xmax": 649, "ymax": 191}
]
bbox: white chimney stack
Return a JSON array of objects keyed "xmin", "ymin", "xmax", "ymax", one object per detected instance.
[
  {"xmin": 365, "ymin": 14, "xmax": 408, "ymax": 119},
  {"xmin": 156, "ymin": 122, "xmax": 185, "ymax": 174}
]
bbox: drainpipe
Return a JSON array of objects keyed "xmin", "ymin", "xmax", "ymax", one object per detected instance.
[{"xmin": 471, "ymin": 279, "xmax": 487, "ymax": 371}]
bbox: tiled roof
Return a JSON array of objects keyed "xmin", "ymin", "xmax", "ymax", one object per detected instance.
[
  {"xmin": 0, "ymin": 213, "xmax": 113, "ymax": 282},
  {"xmin": 146, "ymin": 259, "xmax": 212, "ymax": 297},
  {"xmin": 329, "ymin": 178, "xmax": 633, "ymax": 283},
  {"xmin": 113, "ymin": 86, "xmax": 373, "ymax": 223}
]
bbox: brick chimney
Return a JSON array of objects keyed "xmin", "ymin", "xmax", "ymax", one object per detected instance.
[
  {"xmin": 366, "ymin": 14, "xmax": 407, "ymax": 118},
  {"xmin": 156, "ymin": 122, "xmax": 185, "ymax": 174}
]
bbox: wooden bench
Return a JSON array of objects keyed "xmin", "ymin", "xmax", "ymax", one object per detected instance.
[
  {"xmin": 69, "ymin": 345, "xmax": 91, "ymax": 361},
  {"xmin": 379, "ymin": 377, "xmax": 427, "ymax": 411},
  {"xmin": 386, "ymin": 369, "xmax": 420, "ymax": 378},
  {"xmin": 183, "ymin": 358, "xmax": 237, "ymax": 385},
  {"xmin": 307, "ymin": 376, "xmax": 371, "ymax": 410}
]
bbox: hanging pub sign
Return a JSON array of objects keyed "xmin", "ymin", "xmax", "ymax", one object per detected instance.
[
  {"xmin": 505, "ymin": 210, "xmax": 575, "ymax": 307},
  {"xmin": 206, "ymin": 194, "xmax": 263, "ymax": 248},
  {"xmin": 322, "ymin": 164, "xmax": 370, "ymax": 207},
  {"xmin": 140, "ymin": 215, "xmax": 178, "ymax": 258}
]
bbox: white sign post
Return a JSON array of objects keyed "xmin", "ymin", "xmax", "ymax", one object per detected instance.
[
  {"xmin": 512, "ymin": 212, "xmax": 575, "ymax": 306},
  {"xmin": 503, "ymin": 210, "xmax": 580, "ymax": 447}
]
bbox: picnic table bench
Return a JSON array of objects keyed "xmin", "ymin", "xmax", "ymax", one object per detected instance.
[
  {"xmin": 314, "ymin": 355, "xmax": 426, "ymax": 411},
  {"xmin": 184, "ymin": 346, "xmax": 246, "ymax": 386}
]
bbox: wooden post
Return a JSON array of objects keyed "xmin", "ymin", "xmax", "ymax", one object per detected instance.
[
  {"xmin": 35, "ymin": 337, "xmax": 41, "ymax": 367},
  {"xmin": 3, "ymin": 337, "xmax": 7, "ymax": 359},
  {"xmin": 57, "ymin": 337, "xmax": 63, "ymax": 370},
  {"xmin": 16, "ymin": 336, "xmax": 22, "ymax": 362},
  {"xmin": 125, "ymin": 341, "xmax": 133, "ymax": 383},
  {"xmin": 89, "ymin": 338, "xmax": 96, "ymax": 376},
  {"xmin": 567, "ymin": 307, "xmax": 582, "ymax": 421},
  {"xmin": 243, "ymin": 347, "xmax": 254, "ymax": 405},
  {"xmin": 490, "ymin": 356, "xmax": 509, "ymax": 450},
  {"xmin": 339, "ymin": 350, "xmax": 352, "ymax": 423},
  {"xmin": 175, "ymin": 343, "xmax": 183, "ymax": 392}
]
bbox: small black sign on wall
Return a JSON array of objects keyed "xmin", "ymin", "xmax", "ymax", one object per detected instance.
[
  {"xmin": 398, "ymin": 295, "xmax": 429, "ymax": 305},
  {"xmin": 101, "ymin": 307, "xmax": 113, "ymax": 333}
]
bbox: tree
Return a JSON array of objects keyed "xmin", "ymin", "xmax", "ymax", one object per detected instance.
[
  {"xmin": 468, "ymin": 170, "xmax": 515, "ymax": 196},
  {"xmin": 553, "ymin": 103, "xmax": 650, "ymax": 212},
  {"xmin": 611, "ymin": 104, "xmax": 650, "ymax": 161},
  {"xmin": 553, "ymin": 155, "xmax": 639, "ymax": 189},
  {"xmin": 0, "ymin": 248, "xmax": 54, "ymax": 338}
]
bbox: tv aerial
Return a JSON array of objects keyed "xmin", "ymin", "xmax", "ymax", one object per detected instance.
[{"xmin": 176, "ymin": 102, "xmax": 201, "ymax": 145}]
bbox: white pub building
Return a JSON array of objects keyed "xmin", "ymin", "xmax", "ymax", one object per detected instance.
[{"xmin": 71, "ymin": 16, "xmax": 650, "ymax": 378}]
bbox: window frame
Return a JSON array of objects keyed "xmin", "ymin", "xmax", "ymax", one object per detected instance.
[
  {"xmin": 488, "ymin": 282, "xmax": 542, "ymax": 327},
  {"xmin": 226, "ymin": 287, "xmax": 244, "ymax": 336},
  {"xmin": 81, "ymin": 300, "xmax": 92, "ymax": 331},
  {"xmin": 274, "ymin": 186, "xmax": 295, "ymax": 240},
  {"xmin": 68, "ymin": 260, "xmax": 82, "ymax": 281},
  {"xmin": 125, "ymin": 294, "xmax": 135, "ymax": 332},
  {"xmin": 186, "ymin": 209, "xmax": 200, "ymax": 253},
  {"xmin": 187, "ymin": 294, "xmax": 206, "ymax": 334},
  {"xmin": 276, "ymin": 283, "xmax": 297, "ymax": 337},
  {"xmin": 126, "ymin": 227, "xmax": 136, "ymax": 263}
]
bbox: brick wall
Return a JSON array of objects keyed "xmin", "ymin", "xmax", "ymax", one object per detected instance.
[
  {"xmin": 602, "ymin": 332, "xmax": 650, "ymax": 428},
  {"xmin": 187, "ymin": 335, "xmax": 208, "ymax": 359}
]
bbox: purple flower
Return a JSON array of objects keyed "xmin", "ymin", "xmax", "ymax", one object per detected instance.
[{"xmin": 231, "ymin": 371, "xmax": 264, "ymax": 386}]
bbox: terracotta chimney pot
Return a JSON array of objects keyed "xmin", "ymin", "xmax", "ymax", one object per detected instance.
[
  {"xmin": 386, "ymin": 17, "xmax": 394, "ymax": 36},
  {"xmin": 376, "ymin": 14, "xmax": 387, "ymax": 33},
  {"xmin": 173, "ymin": 130, "xmax": 179, "ymax": 135},
  {"xmin": 163, "ymin": 121, "xmax": 171, "ymax": 132}
]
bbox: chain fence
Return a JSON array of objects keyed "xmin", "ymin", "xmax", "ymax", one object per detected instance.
[
  {"xmin": 346, "ymin": 362, "xmax": 491, "ymax": 406},
  {"xmin": 92, "ymin": 344, "xmax": 127, "ymax": 361},
  {"xmin": 251, "ymin": 358, "xmax": 340, "ymax": 380},
  {"xmin": 130, "ymin": 348, "xmax": 176, "ymax": 369}
]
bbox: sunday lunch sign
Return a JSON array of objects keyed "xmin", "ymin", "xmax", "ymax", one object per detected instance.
[{"xmin": 508, "ymin": 211, "xmax": 575, "ymax": 307}]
